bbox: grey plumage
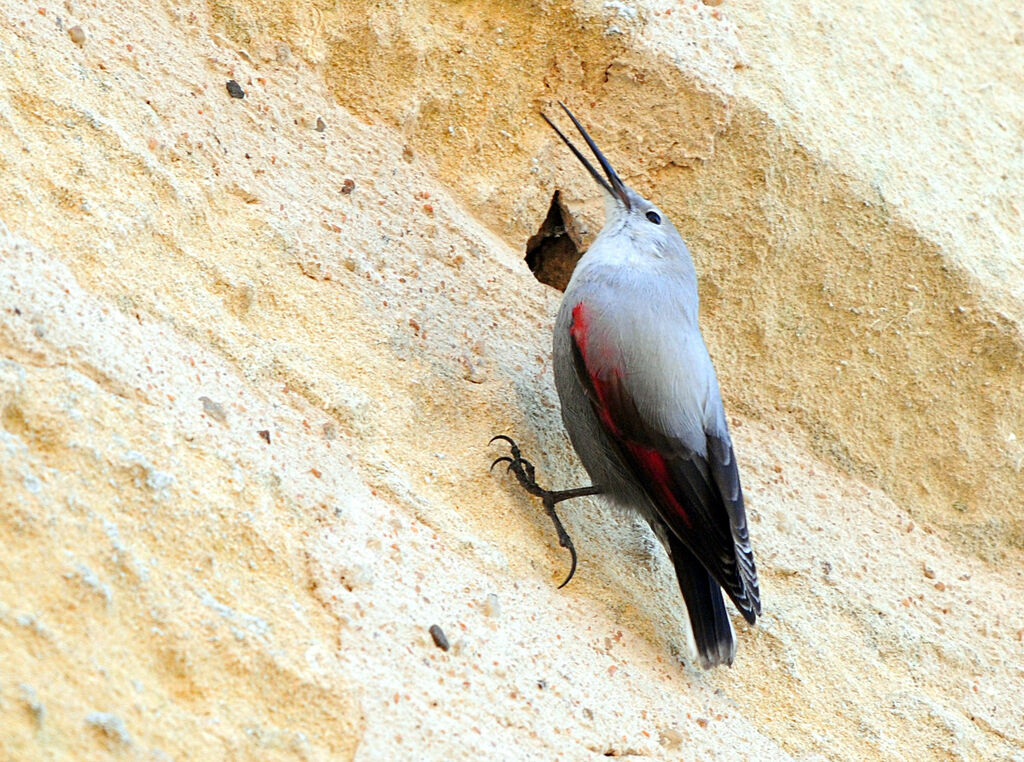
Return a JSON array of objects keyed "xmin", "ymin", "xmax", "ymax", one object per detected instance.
[{"xmin": 545, "ymin": 103, "xmax": 761, "ymax": 668}]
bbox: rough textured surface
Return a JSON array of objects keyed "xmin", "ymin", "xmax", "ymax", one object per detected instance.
[{"xmin": 1, "ymin": 0, "xmax": 1022, "ymax": 759}]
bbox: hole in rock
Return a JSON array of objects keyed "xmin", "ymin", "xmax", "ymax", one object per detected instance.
[{"xmin": 525, "ymin": 191, "xmax": 581, "ymax": 292}]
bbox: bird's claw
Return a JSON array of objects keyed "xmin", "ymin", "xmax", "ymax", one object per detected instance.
[
  {"xmin": 489, "ymin": 434, "xmax": 578, "ymax": 587},
  {"xmin": 488, "ymin": 434, "xmax": 520, "ymax": 457},
  {"xmin": 490, "ymin": 455, "xmax": 513, "ymax": 472},
  {"xmin": 554, "ymin": 524, "xmax": 578, "ymax": 589}
]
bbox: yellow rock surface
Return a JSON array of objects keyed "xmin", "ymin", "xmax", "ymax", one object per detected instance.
[{"xmin": 1, "ymin": 0, "xmax": 1021, "ymax": 759}]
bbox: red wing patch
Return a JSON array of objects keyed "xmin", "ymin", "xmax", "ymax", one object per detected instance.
[
  {"xmin": 625, "ymin": 443, "xmax": 694, "ymax": 529},
  {"xmin": 569, "ymin": 302, "xmax": 590, "ymax": 358},
  {"xmin": 570, "ymin": 302, "xmax": 621, "ymax": 436}
]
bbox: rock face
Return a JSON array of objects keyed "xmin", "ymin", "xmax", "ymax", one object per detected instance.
[{"xmin": 1, "ymin": 1, "xmax": 1022, "ymax": 759}]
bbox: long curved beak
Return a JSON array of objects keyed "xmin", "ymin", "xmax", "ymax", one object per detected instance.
[{"xmin": 541, "ymin": 102, "xmax": 631, "ymax": 211}]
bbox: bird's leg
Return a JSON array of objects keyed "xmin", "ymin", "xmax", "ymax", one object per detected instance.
[{"xmin": 489, "ymin": 435, "xmax": 603, "ymax": 588}]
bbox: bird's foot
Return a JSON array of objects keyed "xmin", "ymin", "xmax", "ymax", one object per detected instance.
[{"xmin": 490, "ymin": 434, "xmax": 602, "ymax": 589}]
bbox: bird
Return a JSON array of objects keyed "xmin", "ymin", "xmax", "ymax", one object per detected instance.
[{"xmin": 492, "ymin": 102, "xmax": 760, "ymax": 668}]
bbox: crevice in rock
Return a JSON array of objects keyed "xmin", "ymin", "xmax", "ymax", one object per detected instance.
[{"xmin": 525, "ymin": 191, "xmax": 581, "ymax": 292}]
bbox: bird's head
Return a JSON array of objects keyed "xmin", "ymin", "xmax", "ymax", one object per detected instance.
[{"xmin": 542, "ymin": 102, "xmax": 685, "ymax": 260}]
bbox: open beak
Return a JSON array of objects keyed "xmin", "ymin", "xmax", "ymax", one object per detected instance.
[{"xmin": 541, "ymin": 102, "xmax": 631, "ymax": 211}]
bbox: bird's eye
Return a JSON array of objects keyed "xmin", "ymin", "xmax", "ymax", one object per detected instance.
[{"xmin": 645, "ymin": 211, "xmax": 661, "ymax": 225}]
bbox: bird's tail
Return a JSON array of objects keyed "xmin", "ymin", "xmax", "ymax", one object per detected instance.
[{"xmin": 667, "ymin": 532, "xmax": 736, "ymax": 669}]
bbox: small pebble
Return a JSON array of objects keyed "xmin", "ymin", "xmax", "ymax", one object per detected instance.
[
  {"xmin": 199, "ymin": 396, "xmax": 227, "ymax": 423},
  {"xmin": 315, "ymin": 117, "xmax": 326, "ymax": 132},
  {"xmin": 257, "ymin": 429, "xmax": 271, "ymax": 444},
  {"xmin": 923, "ymin": 564, "xmax": 936, "ymax": 579},
  {"xmin": 68, "ymin": 25, "xmax": 85, "ymax": 46},
  {"xmin": 429, "ymin": 624, "xmax": 449, "ymax": 651},
  {"xmin": 226, "ymin": 80, "xmax": 245, "ymax": 99},
  {"xmin": 341, "ymin": 179, "xmax": 355, "ymax": 195}
]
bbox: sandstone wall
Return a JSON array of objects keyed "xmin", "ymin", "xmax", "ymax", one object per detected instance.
[{"xmin": 1, "ymin": 1, "xmax": 1022, "ymax": 759}]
